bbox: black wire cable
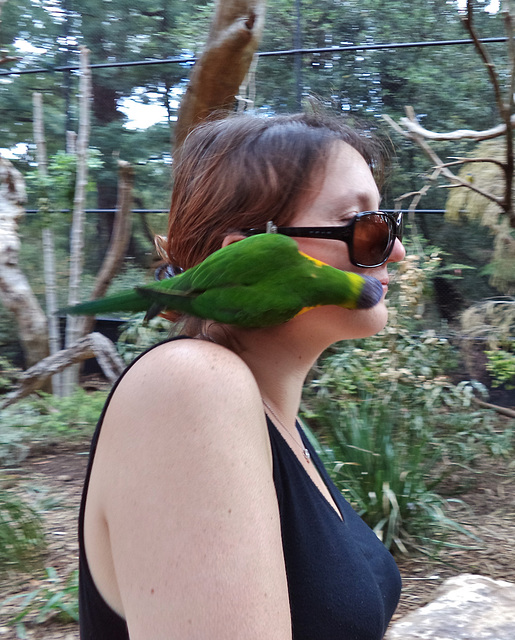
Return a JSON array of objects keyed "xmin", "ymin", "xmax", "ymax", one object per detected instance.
[{"xmin": 0, "ymin": 37, "xmax": 507, "ymax": 77}]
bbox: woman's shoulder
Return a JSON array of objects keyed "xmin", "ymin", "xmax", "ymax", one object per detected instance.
[
  {"xmin": 102, "ymin": 337, "xmax": 265, "ymax": 452},
  {"xmin": 89, "ymin": 337, "xmax": 290, "ymax": 638},
  {"xmin": 118, "ymin": 337, "xmax": 259, "ymax": 403}
]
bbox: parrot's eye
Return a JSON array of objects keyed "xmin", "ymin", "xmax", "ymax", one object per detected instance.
[{"xmin": 243, "ymin": 211, "xmax": 403, "ymax": 268}]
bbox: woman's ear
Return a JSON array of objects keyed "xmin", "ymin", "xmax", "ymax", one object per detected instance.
[{"xmin": 221, "ymin": 233, "xmax": 247, "ymax": 249}]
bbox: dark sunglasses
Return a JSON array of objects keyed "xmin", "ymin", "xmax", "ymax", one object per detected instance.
[{"xmin": 243, "ymin": 211, "xmax": 403, "ymax": 268}]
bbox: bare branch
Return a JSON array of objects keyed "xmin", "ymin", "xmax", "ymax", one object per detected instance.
[
  {"xmin": 438, "ymin": 178, "xmax": 504, "ymax": 206},
  {"xmin": 0, "ymin": 55, "xmax": 19, "ymax": 66},
  {"xmin": 396, "ymin": 116, "xmax": 515, "ymax": 141},
  {"xmin": 0, "ymin": 332, "xmax": 124, "ymax": 409},
  {"xmin": 463, "ymin": 0, "xmax": 505, "ymax": 116},
  {"xmin": 405, "ymin": 108, "xmax": 505, "ymax": 207},
  {"xmin": 385, "ymin": 3, "xmax": 515, "ymax": 229},
  {"xmin": 395, "ymin": 167, "xmax": 443, "ymax": 213},
  {"xmin": 472, "ymin": 396, "xmax": 515, "ymax": 419},
  {"xmin": 503, "ymin": 0, "xmax": 515, "ymax": 111},
  {"xmin": 440, "ymin": 157, "xmax": 507, "ymax": 170}
]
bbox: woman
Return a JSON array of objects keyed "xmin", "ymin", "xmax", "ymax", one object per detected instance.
[{"xmin": 78, "ymin": 113, "xmax": 405, "ymax": 639}]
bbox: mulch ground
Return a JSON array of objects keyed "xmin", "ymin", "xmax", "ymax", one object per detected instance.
[{"xmin": 1, "ymin": 438, "xmax": 514, "ymax": 639}]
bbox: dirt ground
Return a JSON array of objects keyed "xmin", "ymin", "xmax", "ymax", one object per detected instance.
[{"xmin": 1, "ymin": 437, "xmax": 514, "ymax": 640}]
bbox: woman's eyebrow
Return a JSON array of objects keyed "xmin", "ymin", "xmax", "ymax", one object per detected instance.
[{"xmin": 328, "ymin": 191, "xmax": 381, "ymax": 213}]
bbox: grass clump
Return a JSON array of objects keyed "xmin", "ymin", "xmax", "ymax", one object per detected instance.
[
  {"xmin": 3, "ymin": 567, "xmax": 78, "ymax": 638},
  {"xmin": 0, "ymin": 490, "xmax": 45, "ymax": 574}
]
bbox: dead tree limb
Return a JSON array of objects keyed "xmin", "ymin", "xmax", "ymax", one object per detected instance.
[
  {"xmin": 462, "ymin": 1, "xmax": 504, "ymax": 115},
  {"xmin": 388, "ymin": 108, "xmax": 505, "ymax": 209},
  {"xmin": 472, "ymin": 396, "xmax": 515, "ymax": 419},
  {"xmin": 384, "ymin": 1, "xmax": 515, "ymax": 228},
  {"xmin": 395, "ymin": 116, "xmax": 515, "ymax": 141},
  {"xmin": 0, "ymin": 332, "xmax": 124, "ymax": 409},
  {"xmin": 439, "ymin": 157, "xmax": 507, "ymax": 170}
]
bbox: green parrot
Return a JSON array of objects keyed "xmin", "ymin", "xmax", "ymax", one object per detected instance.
[{"xmin": 61, "ymin": 234, "xmax": 383, "ymax": 328}]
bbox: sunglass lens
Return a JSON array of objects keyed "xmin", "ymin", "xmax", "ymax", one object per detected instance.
[{"xmin": 353, "ymin": 213, "xmax": 392, "ymax": 266}]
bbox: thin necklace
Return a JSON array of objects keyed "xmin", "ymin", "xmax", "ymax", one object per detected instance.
[{"xmin": 262, "ymin": 399, "xmax": 311, "ymax": 463}]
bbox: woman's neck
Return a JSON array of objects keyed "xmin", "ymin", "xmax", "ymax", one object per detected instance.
[{"xmin": 215, "ymin": 323, "xmax": 324, "ymax": 427}]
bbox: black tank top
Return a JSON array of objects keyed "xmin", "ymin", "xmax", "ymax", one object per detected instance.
[{"xmin": 78, "ymin": 339, "xmax": 401, "ymax": 639}]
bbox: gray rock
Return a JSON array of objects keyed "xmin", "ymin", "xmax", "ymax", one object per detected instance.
[{"xmin": 386, "ymin": 574, "xmax": 515, "ymax": 640}]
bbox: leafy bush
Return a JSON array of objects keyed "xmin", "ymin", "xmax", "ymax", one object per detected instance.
[
  {"xmin": 0, "ymin": 388, "xmax": 107, "ymax": 466},
  {"xmin": 303, "ymin": 401, "xmax": 480, "ymax": 553},
  {"xmin": 485, "ymin": 345, "xmax": 515, "ymax": 389},
  {"xmin": 0, "ymin": 491, "xmax": 45, "ymax": 573},
  {"xmin": 462, "ymin": 297, "xmax": 515, "ymax": 389},
  {"xmin": 0, "ymin": 356, "xmax": 21, "ymax": 394},
  {"xmin": 302, "ymin": 239, "xmax": 507, "ymax": 552}
]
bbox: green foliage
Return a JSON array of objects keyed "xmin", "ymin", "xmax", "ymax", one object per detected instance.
[
  {"xmin": 3, "ymin": 567, "xmax": 78, "ymax": 638},
  {"xmin": 303, "ymin": 402, "xmax": 476, "ymax": 553},
  {"xmin": 0, "ymin": 491, "xmax": 45, "ymax": 574},
  {"xmin": 116, "ymin": 314, "xmax": 172, "ymax": 364},
  {"xmin": 0, "ymin": 356, "xmax": 21, "ymax": 394},
  {"xmin": 486, "ymin": 346, "xmax": 515, "ymax": 389},
  {"xmin": 309, "ymin": 242, "xmax": 478, "ymax": 411},
  {"xmin": 462, "ymin": 297, "xmax": 515, "ymax": 388},
  {"xmin": 303, "ymin": 238, "xmax": 508, "ymax": 552},
  {"xmin": 25, "ymin": 149, "xmax": 104, "ymax": 216},
  {"xmin": 0, "ymin": 389, "xmax": 107, "ymax": 466}
]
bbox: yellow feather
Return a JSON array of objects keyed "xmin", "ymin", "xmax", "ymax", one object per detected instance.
[{"xmin": 298, "ymin": 251, "xmax": 328, "ymax": 268}]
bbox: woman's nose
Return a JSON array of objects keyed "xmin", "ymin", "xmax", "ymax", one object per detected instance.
[{"xmin": 388, "ymin": 238, "xmax": 406, "ymax": 264}]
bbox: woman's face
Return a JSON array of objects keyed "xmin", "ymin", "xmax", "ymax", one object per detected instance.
[{"xmin": 288, "ymin": 141, "xmax": 405, "ymax": 340}]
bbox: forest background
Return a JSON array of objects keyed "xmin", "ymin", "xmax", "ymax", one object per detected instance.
[
  {"xmin": 0, "ymin": 1, "xmax": 515, "ymax": 637},
  {"xmin": 0, "ymin": 0, "xmax": 512, "ymax": 345}
]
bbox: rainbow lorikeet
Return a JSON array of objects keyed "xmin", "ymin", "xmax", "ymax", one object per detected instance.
[{"xmin": 61, "ymin": 234, "xmax": 383, "ymax": 328}]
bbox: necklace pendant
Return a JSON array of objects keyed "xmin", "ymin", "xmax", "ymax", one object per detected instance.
[{"xmin": 303, "ymin": 447, "xmax": 311, "ymax": 463}]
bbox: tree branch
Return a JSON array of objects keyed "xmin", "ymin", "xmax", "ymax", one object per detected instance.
[
  {"xmin": 463, "ymin": 0, "xmax": 505, "ymax": 116},
  {"xmin": 472, "ymin": 396, "xmax": 515, "ymax": 419},
  {"xmin": 439, "ymin": 157, "xmax": 507, "ymax": 170},
  {"xmin": 0, "ymin": 332, "xmax": 124, "ymax": 409},
  {"xmin": 396, "ymin": 115, "xmax": 515, "ymax": 141},
  {"xmin": 407, "ymin": 108, "xmax": 505, "ymax": 207}
]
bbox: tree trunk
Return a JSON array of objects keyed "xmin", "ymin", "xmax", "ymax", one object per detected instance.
[
  {"xmin": 33, "ymin": 91, "xmax": 62, "ymax": 395},
  {"xmin": 0, "ymin": 157, "xmax": 49, "ymax": 367},
  {"xmin": 62, "ymin": 46, "xmax": 92, "ymax": 395},
  {"xmin": 174, "ymin": 0, "xmax": 267, "ymax": 153},
  {"xmin": 83, "ymin": 160, "xmax": 134, "ymax": 335}
]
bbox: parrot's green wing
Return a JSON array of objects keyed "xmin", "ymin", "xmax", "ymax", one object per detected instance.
[{"xmin": 62, "ymin": 234, "xmax": 383, "ymax": 327}]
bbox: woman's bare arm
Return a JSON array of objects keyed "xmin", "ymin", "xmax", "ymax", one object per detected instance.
[{"xmin": 85, "ymin": 340, "xmax": 292, "ymax": 639}]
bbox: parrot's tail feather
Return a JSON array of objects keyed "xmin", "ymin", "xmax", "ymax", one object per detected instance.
[
  {"xmin": 59, "ymin": 291, "xmax": 150, "ymax": 316},
  {"xmin": 356, "ymin": 276, "xmax": 383, "ymax": 309},
  {"xmin": 144, "ymin": 303, "xmax": 165, "ymax": 322}
]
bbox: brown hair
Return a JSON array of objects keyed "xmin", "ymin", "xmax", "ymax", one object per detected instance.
[
  {"xmin": 165, "ymin": 112, "xmax": 386, "ymax": 271},
  {"xmin": 159, "ymin": 112, "xmax": 386, "ymax": 335}
]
